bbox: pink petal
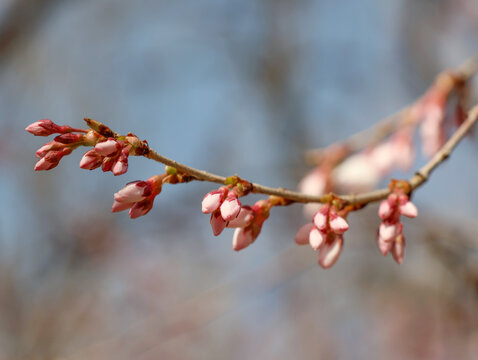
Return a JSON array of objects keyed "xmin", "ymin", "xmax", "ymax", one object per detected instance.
[
  {"xmin": 210, "ymin": 211, "xmax": 227, "ymax": 236},
  {"xmin": 114, "ymin": 181, "xmax": 150, "ymax": 203},
  {"xmin": 34, "ymin": 157, "xmax": 57, "ymax": 171},
  {"xmin": 313, "ymin": 206, "xmax": 328, "ymax": 231},
  {"xmin": 112, "ymin": 157, "xmax": 128, "ymax": 176},
  {"xmin": 220, "ymin": 196, "xmax": 241, "ymax": 221},
  {"xmin": 309, "ymin": 227, "xmax": 325, "ymax": 250},
  {"xmin": 379, "ymin": 222, "xmax": 399, "ymax": 242},
  {"xmin": 399, "ymin": 201, "xmax": 418, "ymax": 218},
  {"xmin": 227, "ymin": 207, "xmax": 254, "ymax": 228},
  {"xmin": 318, "ymin": 235, "xmax": 343, "ymax": 269},
  {"xmin": 294, "ymin": 222, "xmax": 315, "ymax": 245},
  {"xmin": 329, "ymin": 215, "xmax": 349, "ymax": 234},
  {"xmin": 232, "ymin": 227, "xmax": 254, "ymax": 251},
  {"xmin": 25, "ymin": 119, "xmax": 60, "ymax": 136},
  {"xmin": 202, "ymin": 192, "xmax": 223, "ymax": 214},
  {"xmin": 111, "ymin": 200, "xmax": 134, "ymax": 213},
  {"xmin": 391, "ymin": 235, "xmax": 406, "ymax": 264},
  {"xmin": 95, "ymin": 139, "xmax": 121, "ymax": 156},
  {"xmin": 378, "ymin": 200, "xmax": 393, "ymax": 219},
  {"xmin": 129, "ymin": 198, "xmax": 153, "ymax": 219},
  {"xmin": 377, "ymin": 235, "xmax": 393, "ymax": 255},
  {"xmin": 79, "ymin": 149, "xmax": 102, "ymax": 170}
]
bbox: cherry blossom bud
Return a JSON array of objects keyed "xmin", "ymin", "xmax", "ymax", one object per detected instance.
[
  {"xmin": 309, "ymin": 228, "xmax": 325, "ymax": 250},
  {"xmin": 391, "ymin": 234, "xmax": 406, "ymax": 264},
  {"xmin": 129, "ymin": 198, "xmax": 154, "ymax": 219},
  {"xmin": 112, "ymin": 147, "xmax": 129, "ymax": 176},
  {"xmin": 95, "ymin": 138, "xmax": 121, "ymax": 156},
  {"xmin": 377, "ymin": 235, "xmax": 393, "ymax": 256},
  {"xmin": 378, "ymin": 200, "xmax": 393, "ymax": 219},
  {"xmin": 54, "ymin": 133, "xmax": 84, "ymax": 144},
  {"xmin": 318, "ymin": 235, "xmax": 343, "ymax": 269},
  {"xmin": 79, "ymin": 149, "xmax": 103, "ymax": 170},
  {"xmin": 210, "ymin": 210, "xmax": 227, "ymax": 236},
  {"xmin": 379, "ymin": 222, "xmax": 400, "ymax": 242},
  {"xmin": 35, "ymin": 141, "xmax": 64, "ymax": 158},
  {"xmin": 332, "ymin": 153, "xmax": 381, "ymax": 192},
  {"xmin": 227, "ymin": 206, "xmax": 254, "ymax": 228},
  {"xmin": 294, "ymin": 223, "xmax": 314, "ymax": 245},
  {"xmin": 220, "ymin": 192, "xmax": 242, "ymax": 221},
  {"xmin": 26, "ymin": 119, "xmax": 62, "ymax": 136},
  {"xmin": 34, "ymin": 147, "xmax": 72, "ymax": 171},
  {"xmin": 399, "ymin": 201, "xmax": 418, "ymax": 218},
  {"xmin": 313, "ymin": 206, "xmax": 328, "ymax": 231},
  {"xmin": 329, "ymin": 214, "xmax": 349, "ymax": 234},
  {"xmin": 111, "ymin": 200, "xmax": 134, "ymax": 213},
  {"xmin": 114, "ymin": 181, "xmax": 152, "ymax": 203},
  {"xmin": 202, "ymin": 187, "xmax": 228, "ymax": 214},
  {"xmin": 232, "ymin": 227, "xmax": 254, "ymax": 251}
]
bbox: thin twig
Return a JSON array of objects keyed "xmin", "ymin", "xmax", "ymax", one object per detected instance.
[
  {"xmin": 304, "ymin": 53, "xmax": 478, "ymax": 165},
  {"xmin": 142, "ymin": 105, "xmax": 478, "ymax": 206}
]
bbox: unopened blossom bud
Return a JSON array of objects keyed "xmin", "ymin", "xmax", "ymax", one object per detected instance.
[
  {"xmin": 298, "ymin": 169, "xmax": 327, "ymax": 217},
  {"xmin": 54, "ymin": 133, "xmax": 84, "ymax": 144},
  {"xmin": 399, "ymin": 201, "xmax": 418, "ymax": 218},
  {"xmin": 309, "ymin": 227, "xmax": 325, "ymax": 250},
  {"xmin": 210, "ymin": 210, "xmax": 227, "ymax": 236},
  {"xmin": 34, "ymin": 147, "xmax": 72, "ymax": 171},
  {"xmin": 202, "ymin": 187, "xmax": 228, "ymax": 214},
  {"xmin": 79, "ymin": 149, "xmax": 103, "ymax": 170},
  {"xmin": 111, "ymin": 200, "xmax": 134, "ymax": 213},
  {"xmin": 26, "ymin": 119, "xmax": 63, "ymax": 136},
  {"xmin": 220, "ymin": 192, "xmax": 241, "ymax": 221},
  {"xmin": 391, "ymin": 234, "xmax": 406, "ymax": 264},
  {"xmin": 95, "ymin": 138, "xmax": 122, "ymax": 156},
  {"xmin": 295, "ymin": 204, "xmax": 348, "ymax": 269},
  {"xmin": 318, "ymin": 235, "xmax": 343, "ymax": 269},
  {"xmin": 377, "ymin": 190, "xmax": 417, "ymax": 264},
  {"xmin": 232, "ymin": 227, "xmax": 254, "ymax": 251},
  {"xmin": 129, "ymin": 198, "xmax": 154, "ymax": 219},
  {"xmin": 112, "ymin": 147, "xmax": 129, "ymax": 176},
  {"xmin": 227, "ymin": 206, "xmax": 254, "ymax": 228},
  {"xmin": 114, "ymin": 180, "xmax": 152, "ymax": 203},
  {"xmin": 35, "ymin": 141, "xmax": 64, "ymax": 159},
  {"xmin": 112, "ymin": 176, "xmax": 162, "ymax": 219}
]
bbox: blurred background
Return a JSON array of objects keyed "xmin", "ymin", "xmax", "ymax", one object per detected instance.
[{"xmin": 1, "ymin": 0, "xmax": 478, "ymax": 359}]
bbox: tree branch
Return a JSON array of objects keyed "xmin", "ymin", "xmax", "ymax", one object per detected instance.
[{"xmin": 141, "ymin": 104, "xmax": 478, "ymax": 206}]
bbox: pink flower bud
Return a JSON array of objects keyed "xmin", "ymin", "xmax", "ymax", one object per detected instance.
[
  {"xmin": 34, "ymin": 147, "xmax": 72, "ymax": 171},
  {"xmin": 379, "ymin": 223, "xmax": 400, "ymax": 242},
  {"xmin": 329, "ymin": 214, "xmax": 349, "ymax": 234},
  {"xmin": 318, "ymin": 235, "xmax": 343, "ymax": 269},
  {"xmin": 210, "ymin": 210, "xmax": 227, "ymax": 236},
  {"xmin": 313, "ymin": 206, "xmax": 328, "ymax": 231},
  {"xmin": 112, "ymin": 148, "xmax": 129, "ymax": 176},
  {"xmin": 111, "ymin": 200, "xmax": 134, "ymax": 213},
  {"xmin": 129, "ymin": 198, "xmax": 154, "ymax": 219},
  {"xmin": 95, "ymin": 139, "xmax": 121, "ymax": 156},
  {"xmin": 378, "ymin": 200, "xmax": 393, "ymax": 219},
  {"xmin": 202, "ymin": 188, "xmax": 227, "ymax": 213},
  {"xmin": 35, "ymin": 141, "xmax": 64, "ymax": 159},
  {"xmin": 220, "ymin": 193, "xmax": 241, "ymax": 221},
  {"xmin": 294, "ymin": 223, "xmax": 315, "ymax": 245},
  {"xmin": 399, "ymin": 201, "xmax": 418, "ymax": 218},
  {"xmin": 391, "ymin": 235, "xmax": 405, "ymax": 264},
  {"xmin": 54, "ymin": 133, "xmax": 84, "ymax": 144},
  {"xmin": 232, "ymin": 227, "xmax": 254, "ymax": 251},
  {"xmin": 114, "ymin": 181, "xmax": 151, "ymax": 203},
  {"xmin": 25, "ymin": 119, "xmax": 62, "ymax": 136},
  {"xmin": 79, "ymin": 149, "xmax": 102, "ymax": 170},
  {"xmin": 377, "ymin": 235, "xmax": 393, "ymax": 256},
  {"xmin": 309, "ymin": 227, "xmax": 325, "ymax": 250},
  {"xmin": 227, "ymin": 206, "xmax": 254, "ymax": 228}
]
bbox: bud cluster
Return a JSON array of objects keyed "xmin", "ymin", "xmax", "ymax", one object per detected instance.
[
  {"xmin": 295, "ymin": 203, "xmax": 349, "ymax": 269},
  {"xmin": 377, "ymin": 188, "xmax": 418, "ymax": 264}
]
